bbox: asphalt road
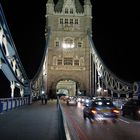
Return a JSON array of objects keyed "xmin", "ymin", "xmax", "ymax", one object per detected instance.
[
  {"xmin": 62, "ymin": 101, "xmax": 140, "ymax": 140},
  {"xmin": 1, "ymin": 99, "xmax": 140, "ymax": 140}
]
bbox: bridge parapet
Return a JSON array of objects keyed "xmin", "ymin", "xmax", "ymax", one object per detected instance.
[{"xmin": 0, "ymin": 97, "xmax": 29, "ymax": 113}]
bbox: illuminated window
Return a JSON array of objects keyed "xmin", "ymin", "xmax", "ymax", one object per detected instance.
[
  {"xmin": 64, "ymin": 58, "xmax": 73, "ymax": 65},
  {"xmin": 63, "ymin": 38, "xmax": 74, "ymax": 48}
]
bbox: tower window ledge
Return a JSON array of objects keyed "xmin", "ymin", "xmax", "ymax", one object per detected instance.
[{"xmin": 51, "ymin": 66, "xmax": 85, "ymax": 71}]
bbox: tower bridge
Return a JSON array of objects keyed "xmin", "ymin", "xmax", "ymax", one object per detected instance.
[{"xmin": 0, "ymin": 0, "xmax": 140, "ymax": 100}]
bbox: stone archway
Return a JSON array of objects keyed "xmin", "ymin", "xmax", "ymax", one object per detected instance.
[
  {"xmin": 56, "ymin": 80, "xmax": 76, "ymax": 96},
  {"xmin": 49, "ymin": 75, "xmax": 85, "ymax": 98}
]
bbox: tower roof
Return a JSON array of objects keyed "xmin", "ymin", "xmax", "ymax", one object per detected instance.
[
  {"xmin": 84, "ymin": 0, "xmax": 91, "ymax": 5},
  {"xmin": 55, "ymin": 0, "xmax": 64, "ymax": 12},
  {"xmin": 55, "ymin": 0, "xmax": 83, "ymax": 13},
  {"xmin": 75, "ymin": 0, "xmax": 84, "ymax": 13},
  {"xmin": 47, "ymin": 0, "xmax": 54, "ymax": 4}
]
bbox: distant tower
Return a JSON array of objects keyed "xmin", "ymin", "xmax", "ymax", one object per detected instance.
[{"xmin": 45, "ymin": 0, "xmax": 92, "ymax": 97}]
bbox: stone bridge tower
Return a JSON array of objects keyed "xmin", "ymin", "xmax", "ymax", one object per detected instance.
[{"xmin": 45, "ymin": 0, "xmax": 92, "ymax": 97}]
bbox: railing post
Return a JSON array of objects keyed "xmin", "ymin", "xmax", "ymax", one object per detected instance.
[
  {"xmin": 0, "ymin": 100, "xmax": 3, "ymax": 113},
  {"xmin": 10, "ymin": 98, "xmax": 13, "ymax": 110},
  {"xmin": 6, "ymin": 99, "xmax": 8, "ymax": 111},
  {"xmin": 15, "ymin": 98, "xmax": 17, "ymax": 108}
]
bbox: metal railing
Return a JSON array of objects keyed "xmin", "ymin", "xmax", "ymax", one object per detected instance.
[
  {"xmin": 57, "ymin": 97, "xmax": 72, "ymax": 140},
  {"xmin": 0, "ymin": 97, "xmax": 30, "ymax": 113}
]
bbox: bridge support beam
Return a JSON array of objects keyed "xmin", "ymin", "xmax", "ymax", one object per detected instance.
[
  {"xmin": 10, "ymin": 81, "xmax": 15, "ymax": 98},
  {"xmin": 111, "ymin": 90, "xmax": 114, "ymax": 99},
  {"xmin": 20, "ymin": 88, "xmax": 24, "ymax": 97}
]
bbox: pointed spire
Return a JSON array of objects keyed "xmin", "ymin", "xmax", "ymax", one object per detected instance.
[
  {"xmin": 46, "ymin": 0, "xmax": 54, "ymax": 14},
  {"xmin": 84, "ymin": 0, "xmax": 91, "ymax": 5},
  {"xmin": 47, "ymin": 0, "xmax": 54, "ymax": 4},
  {"xmin": 55, "ymin": 0, "xmax": 83, "ymax": 13},
  {"xmin": 84, "ymin": 0, "xmax": 92, "ymax": 16},
  {"xmin": 75, "ymin": 0, "xmax": 84, "ymax": 13},
  {"xmin": 55, "ymin": 0, "xmax": 64, "ymax": 12}
]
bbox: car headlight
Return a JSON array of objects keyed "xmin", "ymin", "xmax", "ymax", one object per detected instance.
[
  {"xmin": 86, "ymin": 99, "xmax": 89, "ymax": 103},
  {"xmin": 138, "ymin": 110, "xmax": 140, "ymax": 114}
]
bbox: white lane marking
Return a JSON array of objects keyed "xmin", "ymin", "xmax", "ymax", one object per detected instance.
[{"xmin": 119, "ymin": 118, "xmax": 130, "ymax": 124}]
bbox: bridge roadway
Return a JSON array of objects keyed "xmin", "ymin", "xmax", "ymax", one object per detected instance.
[{"xmin": 0, "ymin": 100, "xmax": 60, "ymax": 140}]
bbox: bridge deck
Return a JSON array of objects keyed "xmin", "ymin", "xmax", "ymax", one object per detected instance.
[{"xmin": 0, "ymin": 100, "xmax": 59, "ymax": 140}]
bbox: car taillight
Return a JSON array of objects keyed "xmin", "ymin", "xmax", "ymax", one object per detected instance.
[
  {"xmin": 91, "ymin": 108, "xmax": 97, "ymax": 114},
  {"xmin": 112, "ymin": 109, "xmax": 120, "ymax": 114}
]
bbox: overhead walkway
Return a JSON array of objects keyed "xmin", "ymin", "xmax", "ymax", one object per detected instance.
[{"xmin": 0, "ymin": 100, "xmax": 61, "ymax": 140}]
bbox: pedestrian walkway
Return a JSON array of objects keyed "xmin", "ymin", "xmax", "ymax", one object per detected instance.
[{"xmin": 0, "ymin": 100, "xmax": 59, "ymax": 140}]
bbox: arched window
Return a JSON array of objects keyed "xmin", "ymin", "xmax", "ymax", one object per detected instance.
[
  {"xmin": 65, "ymin": 8, "xmax": 68, "ymax": 14},
  {"xmin": 70, "ymin": 9, "xmax": 73, "ymax": 14},
  {"xmin": 63, "ymin": 37, "xmax": 74, "ymax": 49}
]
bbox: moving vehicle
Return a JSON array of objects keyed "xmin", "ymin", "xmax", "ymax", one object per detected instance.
[
  {"xmin": 83, "ymin": 98, "xmax": 120, "ymax": 123},
  {"xmin": 121, "ymin": 99, "xmax": 140, "ymax": 120},
  {"xmin": 67, "ymin": 96, "xmax": 77, "ymax": 106}
]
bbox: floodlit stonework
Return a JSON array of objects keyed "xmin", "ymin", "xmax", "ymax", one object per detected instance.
[{"xmin": 45, "ymin": 0, "xmax": 93, "ymax": 97}]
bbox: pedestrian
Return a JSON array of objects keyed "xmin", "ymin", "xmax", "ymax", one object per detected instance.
[
  {"xmin": 45, "ymin": 94, "xmax": 48, "ymax": 104},
  {"xmin": 41, "ymin": 94, "xmax": 45, "ymax": 104}
]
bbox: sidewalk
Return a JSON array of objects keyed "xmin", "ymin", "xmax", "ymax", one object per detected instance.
[{"xmin": 0, "ymin": 100, "xmax": 59, "ymax": 140}]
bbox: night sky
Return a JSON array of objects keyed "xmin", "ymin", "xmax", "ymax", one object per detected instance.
[{"xmin": 0, "ymin": 0, "xmax": 140, "ymax": 96}]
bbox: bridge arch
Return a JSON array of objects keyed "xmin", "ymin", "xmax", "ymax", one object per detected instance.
[{"xmin": 48, "ymin": 75, "xmax": 86, "ymax": 98}]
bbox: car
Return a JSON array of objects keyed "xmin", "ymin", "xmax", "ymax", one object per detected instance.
[
  {"xmin": 78, "ymin": 96, "xmax": 92, "ymax": 105},
  {"xmin": 67, "ymin": 96, "xmax": 77, "ymax": 106},
  {"xmin": 121, "ymin": 99, "xmax": 140, "ymax": 120},
  {"xmin": 81, "ymin": 96, "xmax": 92, "ymax": 106},
  {"xmin": 82, "ymin": 97, "xmax": 92, "ymax": 105},
  {"xmin": 83, "ymin": 98, "xmax": 120, "ymax": 123}
]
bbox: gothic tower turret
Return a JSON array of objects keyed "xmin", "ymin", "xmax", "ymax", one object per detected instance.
[
  {"xmin": 84, "ymin": 0, "xmax": 92, "ymax": 16},
  {"xmin": 84, "ymin": 0, "xmax": 92, "ymax": 32},
  {"xmin": 46, "ymin": 0, "xmax": 54, "ymax": 15}
]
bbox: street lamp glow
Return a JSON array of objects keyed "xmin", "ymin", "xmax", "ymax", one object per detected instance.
[{"xmin": 97, "ymin": 87, "xmax": 102, "ymax": 93}]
